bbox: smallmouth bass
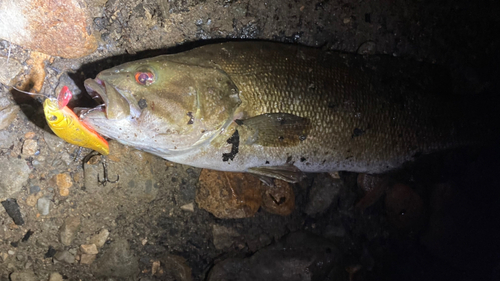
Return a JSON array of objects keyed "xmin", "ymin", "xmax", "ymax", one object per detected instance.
[{"xmin": 81, "ymin": 42, "xmax": 469, "ymax": 182}]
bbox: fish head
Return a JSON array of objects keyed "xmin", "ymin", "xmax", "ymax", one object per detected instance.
[{"xmin": 81, "ymin": 56, "xmax": 241, "ymax": 156}]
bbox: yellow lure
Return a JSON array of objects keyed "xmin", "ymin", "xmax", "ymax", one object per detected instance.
[{"xmin": 43, "ymin": 86, "xmax": 109, "ymax": 155}]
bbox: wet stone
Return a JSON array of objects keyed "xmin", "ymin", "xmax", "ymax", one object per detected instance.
[
  {"xmin": 0, "ymin": 157, "xmax": 30, "ymax": 200},
  {"xmin": 196, "ymin": 169, "xmax": 263, "ymax": 218},
  {"xmin": 1, "ymin": 198, "xmax": 24, "ymax": 225},
  {"xmin": 89, "ymin": 229, "xmax": 109, "ymax": 249},
  {"xmin": 22, "ymin": 139, "xmax": 38, "ymax": 156},
  {"xmin": 261, "ymin": 179, "xmax": 295, "ymax": 216},
  {"xmin": 93, "ymin": 238, "xmax": 140, "ymax": 278},
  {"xmin": 0, "ymin": 105, "xmax": 20, "ymax": 130},
  {"xmin": 49, "ymin": 272, "xmax": 63, "ymax": 281},
  {"xmin": 53, "ymin": 250, "xmax": 75, "ymax": 264},
  {"xmin": 9, "ymin": 270, "xmax": 37, "ymax": 281},
  {"xmin": 37, "ymin": 196, "xmax": 51, "ymax": 216},
  {"xmin": 305, "ymin": 175, "xmax": 343, "ymax": 216},
  {"xmin": 59, "ymin": 216, "xmax": 81, "ymax": 246},
  {"xmin": 208, "ymin": 231, "xmax": 339, "ymax": 281}
]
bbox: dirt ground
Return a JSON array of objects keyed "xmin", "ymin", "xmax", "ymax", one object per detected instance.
[{"xmin": 1, "ymin": 0, "xmax": 500, "ymax": 280}]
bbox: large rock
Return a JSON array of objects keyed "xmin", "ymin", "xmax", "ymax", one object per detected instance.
[
  {"xmin": 0, "ymin": 157, "xmax": 30, "ymax": 200},
  {"xmin": 0, "ymin": 0, "xmax": 97, "ymax": 58},
  {"xmin": 208, "ymin": 231, "xmax": 339, "ymax": 281}
]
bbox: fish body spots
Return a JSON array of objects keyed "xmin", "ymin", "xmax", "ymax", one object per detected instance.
[
  {"xmin": 222, "ymin": 130, "xmax": 239, "ymax": 162},
  {"xmin": 187, "ymin": 112, "xmax": 194, "ymax": 125},
  {"xmin": 138, "ymin": 98, "xmax": 148, "ymax": 109}
]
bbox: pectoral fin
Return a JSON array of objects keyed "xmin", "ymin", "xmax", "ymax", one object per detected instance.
[
  {"xmin": 247, "ymin": 164, "xmax": 306, "ymax": 183},
  {"xmin": 236, "ymin": 113, "xmax": 311, "ymax": 147}
]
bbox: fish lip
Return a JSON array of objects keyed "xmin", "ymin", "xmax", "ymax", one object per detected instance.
[{"xmin": 83, "ymin": 77, "xmax": 131, "ymax": 120}]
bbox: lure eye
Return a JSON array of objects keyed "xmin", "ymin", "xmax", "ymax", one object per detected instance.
[{"xmin": 134, "ymin": 71, "xmax": 155, "ymax": 86}]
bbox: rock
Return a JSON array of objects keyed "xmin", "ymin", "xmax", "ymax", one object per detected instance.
[
  {"xmin": 212, "ymin": 225, "xmax": 241, "ymax": 250},
  {"xmin": 0, "ymin": 56, "xmax": 22, "ymax": 86},
  {"xmin": 0, "ymin": 0, "xmax": 97, "ymax": 58},
  {"xmin": 36, "ymin": 196, "xmax": 51, "ymax": 216},
  {"xmin": 0, "ymin": 157, "xmax": 30, "ymax": 200},
  {"xmin": 29, "ymin": 185, "xmax": 40, "ymax": 194},
  {"xmin": 24, "ymin": 132, "xmax": 36, "ymax": 139},
  {"xmin": 49, "ymin": 272, "xmax": 63, "ymax": 281},
  {"xmin": 53, "ymin": 250, "xmax": 75, "ymax": 264},
  {"xmin": 160, "ymin": 255, "xmax": 193, "ymax": 281},
  {"xmin": 52, "ymin": 173, "xmax": 73, "ymax": 197},
  {"xmin": 89, "ymin": 229, "xmax": 109, "ymax": 249},
  {"xmin": 84, "ymin": 141, "xmax": 160, "ymax": 202},
  {"xmin": 94, "ymin": 238, "xmax": 140, "ymax": 278},
  {"xmin": 196, "ymin": 169, "xmax": 263, "ymax": 218},
  {"xmin": 81, "ymin": 244, "xmax": 98, "ymax": 255},
  {"xmin": 80, "ymin": 254, "xmax": 97, "ymax": 265},
  {"xmin": 305, "ymin": 175, "xmax": 343, "ymax": 216},
  {"xmin": 385, "ymin": 183, "xmax": 424, "ymax": 233},
  {"xmin": 208, "ymin": 231, "xmax": 339, "ymax": 281},
  {"xmin": 261, "ymin": 179, "xmax": 295, "ymax": 216},
  {"xmin": 9, "ymin": 270, "xmax": 37, "ymax": 281},
  {"xmin": 1, "ymin": 198, "xmax": 24, "ymax": 225},
  {"xmin": 22, "ymin": 139, "xmax": 38, "ymax": 156},
  {"xmin": 0, "ymin": 105, "xmax": 20, "ymax": 130},
  {"xmin": 26, "ymin": 193, "xmax": 40, "ymax": 207},
  {"xmin": 59, "ymin": 216, "xmax": 81, "ymax": 246},
  {"xmin": 357, "ymin": 41, "xmax": 377, "ymax": 55},
  {"xmin": 152, "ymin": 260, "xmax": 161, "ymax": 276},
  {"xmin": 180, "ymin": 203, "xmax": 194, "ymax": 212}
]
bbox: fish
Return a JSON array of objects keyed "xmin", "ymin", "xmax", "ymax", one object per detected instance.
[
  {"xmin": 81, "ymin": 41, "xmax": 473, "ymax": 182},
  {"xmin": 43, "ymin": 86, "xmax": 109, "ymax": 155}
]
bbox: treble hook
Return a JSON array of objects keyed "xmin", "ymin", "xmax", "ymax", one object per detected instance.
[
  {"xmin": 97, "ymin": 156, "xmax": 119, "ymax": 186},
  {"xmin": 83, "ymin": 151, "xmax": 119, "ymax": 186}
]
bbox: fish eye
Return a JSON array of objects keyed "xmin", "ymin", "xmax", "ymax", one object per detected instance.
[{"xmin": 134, "ymin": 71, "xmax": 155, "ymax": 86}]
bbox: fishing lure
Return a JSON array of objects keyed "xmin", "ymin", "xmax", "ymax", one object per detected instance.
[{"xmin": 16, "ymin": 86, "xmax": 109, "ymax": 155}]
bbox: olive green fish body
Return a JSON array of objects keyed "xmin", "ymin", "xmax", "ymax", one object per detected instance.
[{"xmin": 82, "ymin": 42, "xmax": 465, "ymax": 182}]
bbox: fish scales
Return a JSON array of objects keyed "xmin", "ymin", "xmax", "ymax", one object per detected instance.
[{"xmin": 82, "ymin": 42, "xmax": 464, "ymax": 182}]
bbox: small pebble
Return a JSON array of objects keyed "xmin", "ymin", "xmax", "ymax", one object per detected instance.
[
  {"xmin": 343, "ymin": 17, "xmax": 351, "ymax": 24},
  {"xmin": 89, "ymin": 229, "xmax": 109, "ymax": 248},
  {"xmin": 53, "ymin": 250, "xmax": 75, "ymax": 264},
  {"xmin": 29, "ymin": 185, "xmax": 40, "ymax": 194},
  {"xmin": 49, "ymin": 272, "xmax": 64, "ymax": 281},
  {"xmin": 37, "ymin": 197, "xmax": 51, "ymax": 216},
  {"xmin": 80, "ymin": 253, "xmax": 96, "ymax": 264},
  {"xmin": 59, "ymin": 216, "xmax": 81, "ymax": 246},
  {"xmin": 22, "ymin": 139, "xmax": 38, "ymax": 155},
  {"xmin": 80, "ymin": 244, "xmax": 98, "ymax": 254},
  {"xmin": 53, "ymin": 173, "xmax": 73, "ymax": 197},
  {"xmin": 180, "ymin": 203, "xmax": 194, "ymax": 212},
  {"xmin": 8, "ymin": 250, "xmax": 15, "ymax": 255},
  {"xmin": 24, "ymin": 132, "xmax": 36, "ymax": 139}
]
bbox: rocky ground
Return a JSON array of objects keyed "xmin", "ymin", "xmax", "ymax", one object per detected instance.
[{"xmin": 1, "ymin": 0, "xmax": 500, "ymax": 280}]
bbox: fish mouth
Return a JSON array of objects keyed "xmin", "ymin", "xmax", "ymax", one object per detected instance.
[{"xmin": 81, "ymin": 78, "xmax": 131, "ymax": 120}]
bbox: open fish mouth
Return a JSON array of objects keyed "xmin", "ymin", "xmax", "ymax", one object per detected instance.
[{"xmin": 80, "ymin": 78, "xmax": 130, "ymax": 120}]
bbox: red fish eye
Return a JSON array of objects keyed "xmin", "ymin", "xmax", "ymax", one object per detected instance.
[{"xmin": 135, "ymin": 71, "xmax": 155, "ymax": 85}]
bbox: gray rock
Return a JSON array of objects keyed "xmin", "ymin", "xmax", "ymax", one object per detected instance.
[
  {"xmin": 0, "ymin": 104, "xmax": 19, "ymax": 130},
  {"xmin": 0, "ymin": 157, "xmax": 30, "ymax": 201},
  {"xmin": 53, "ymin": 250, "xmax": 75, "ymax": 264},
  {"xmin": 0, "ymin": 56, "xmax": 22, "ymax": 86},
  {"xmin": 304, "ymin": 175, "xmax": 343, "ymax": 216},
  {"xmin": 59, "ymin": 216, "xmax": 81, "ymax": 246},
  {"xmin": 94, "ymin": 238, "xmax": 140, "ymax": 278},
  {"xmin": 29, "ymin": 185, "xmax": 40, "ymax": 194},
  {"xmin": 37, "ymin": 196, "xmax": 50, "ymax": 216},
  {"xmin": 9, "ymin": 270, "xmax": 37, "ymax": 281},
  {"xmin": 89, "ymin": 229, "xmax": 109, "ymax": 249},
  {"xmin": 208, "ymin": 231, "xmax": 339, "ymax": 281}
]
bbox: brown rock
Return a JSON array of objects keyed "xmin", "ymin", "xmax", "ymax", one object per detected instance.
[
  {"xmin": 80, "ymin": 254, "xmax": 97, "ymax": 265},
  {"xmin": 0, "ymin": 0, "xmax": 97, "ymax": 58},
  {"xmin": 22, "ymin": 139, "xmax": 38, "ymax": 156},
  {"xmin": 89, "ymin": 229, "xmax": 109, "ymax": 248},
  {"xmin": 196, "ymin": 170, "xmax": 263, "ymax": 218},
  {"xmin": 24, "ymin": 132, "xmax": 36, "ymax": 139},
  {"xmin": 261, "ymin": 179, "xmax": 295, "ymax": 216},
  {"xmin": 52, "ymin": 173, "xmax": 73, "ymax": 197},
  {"xmin": 80, "ymin": 244, "xmax": 98, "ymax": 255}
]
